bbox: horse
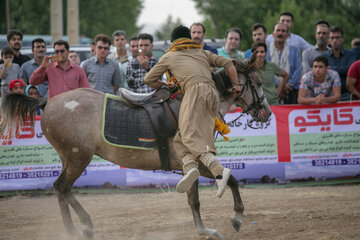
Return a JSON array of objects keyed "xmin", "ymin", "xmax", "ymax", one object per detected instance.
[{"xmin": 0, "ymin": 59, "xmax": 271, "ymax": 240}]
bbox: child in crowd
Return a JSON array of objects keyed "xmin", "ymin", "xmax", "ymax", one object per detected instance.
[
  {"xmin": 0, "ymin": 47, "xmax": 25, "ymax": 95},
  {"xmin": 9, "ymin": 79, "xmax": 25, "ymax": 94},
  {"xmin": 25, "ymin": 85, "xmax": 42, "ymax": 115}
]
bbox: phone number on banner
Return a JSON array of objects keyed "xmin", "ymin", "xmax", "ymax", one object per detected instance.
[
  {"xmin": 312, "ymin": 158, "xmax": 360, "ymax": 166},
  {"xmin": 0, "ymin": 171, "xmax": 62, "ymax": 180}
]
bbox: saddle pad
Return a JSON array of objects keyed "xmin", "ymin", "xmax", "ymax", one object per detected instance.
[{"xmin": 102, "ymin": 94, "xmax": 157, "ymax": 149}]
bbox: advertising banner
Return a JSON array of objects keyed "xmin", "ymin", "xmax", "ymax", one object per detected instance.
[{"xmin": 1, "ymin": 102, "xmax": 360, "ymax": 191}]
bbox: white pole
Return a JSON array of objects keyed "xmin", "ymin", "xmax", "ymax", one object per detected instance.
[
  {"xmin": 67, "ymin": 0, "xmax": 79, "ymax": 45},
  {"xmin": 50, "ymin": 0, "xmax": 63, "ymax": 45}
]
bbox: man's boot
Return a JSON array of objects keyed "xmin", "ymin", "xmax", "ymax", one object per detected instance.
[
  {"xmin": 176, "ymin": 154, "xmax": 200, "ymax": 193},
  {"xmin": 199, "ymin": 153, "xmax": 231, "ymax": 198}
]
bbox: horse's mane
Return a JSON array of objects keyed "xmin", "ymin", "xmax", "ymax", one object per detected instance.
[{"xmin": 212, "ymin": 59, "xmax": 259, "ymax": 99}]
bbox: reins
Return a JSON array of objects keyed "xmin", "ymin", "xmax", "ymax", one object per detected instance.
[{"xmin": 214, "ymin": 67, "xmax": 266, "ymax": 141}]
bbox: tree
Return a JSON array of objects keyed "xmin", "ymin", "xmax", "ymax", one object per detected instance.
[
  {"xmin": 0, "ymin": 0, "xmax": 142, "ymax": 39},
  {"xmin": 192, "ymin": 0, "xmax": 360, "ymax": 49},
  {"xmin": 155, "ymin": 15, "xmax": 183, "ymax": 41}
]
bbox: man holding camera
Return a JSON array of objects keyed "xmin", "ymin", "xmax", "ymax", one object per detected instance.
[{"xmin": 30, "ymin": 40, "xmax": 90, "ymax": 98}]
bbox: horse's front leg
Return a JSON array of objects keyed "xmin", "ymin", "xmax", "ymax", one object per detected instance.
[
  {"xmin": 187, "ymin": 180, "xmax": 224, "ymax": 240},
  {"xmin": 227, "ymin": 175, "xmax": 244, "ymax": 232}
]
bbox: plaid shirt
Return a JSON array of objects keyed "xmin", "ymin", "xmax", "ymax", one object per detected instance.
[{"xmin": 126, "ymin": 56, "xmax": 158, "ymax": 93}]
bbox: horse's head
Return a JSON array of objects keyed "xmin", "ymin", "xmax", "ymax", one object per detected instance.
[{"xmin": 213, "ymin": 58, "xmax": 271, "ymax": 123}]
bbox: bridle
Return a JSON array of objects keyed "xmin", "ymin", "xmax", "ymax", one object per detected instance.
[
  {"xmin": 215, "ymin": 69, "xmax": 267, "ymax": 134},
  {"xmin": 235, "ymin": 74, "xmax": 266, "ymax": 114}
]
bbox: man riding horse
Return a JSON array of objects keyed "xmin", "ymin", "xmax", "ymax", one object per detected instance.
[{"xmin": 144, "ymin": 25, "xmax": 242, "ymax": 197}]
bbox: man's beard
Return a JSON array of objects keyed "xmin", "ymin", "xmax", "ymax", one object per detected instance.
[
  {"xmin": 12, "ymin": 44, "xmax": 21, "ymax": 51},
  {"xmin": 316, "ymin": 38, "xmax": 327, "ymax": 46},
  {"xmin": 193, "ymin": 38, "xmax": 201, "ymax": 44}
]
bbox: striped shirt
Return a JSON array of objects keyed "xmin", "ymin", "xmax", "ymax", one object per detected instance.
[{"xmin": 0, "ymin": 63, "xmax": 23, "ymax": 94}]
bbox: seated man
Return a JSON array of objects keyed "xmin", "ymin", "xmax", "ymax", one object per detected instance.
[
  {"xmin": 298, "ymin": 56, "xmax": 341, "ymax": 105},
  {"xmin": 346, "ymin": 60, "xmax": 360, "ymax": 100},
  {"xmin": 251, "ymin": 42, "xmax": 289, "ymax": 105}
]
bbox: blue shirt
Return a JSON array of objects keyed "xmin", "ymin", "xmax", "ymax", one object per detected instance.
[
  {"xmin": 266, "ymin": 32, "xmax": 312, "ymax": 52},
  {"xmin": 268, "ymin": 45, "xmax": 302, "ymax": 90},
  {"xmin": 21, "ymin": 58, "xmax": 48, "ymax": 98},
  {"xmin": 323, "ymin": 48, "xmax": 356, "ymax": 92},
  {"xmin": 203, "ymin": 43, "xmax": 218, "ymax": 54}
]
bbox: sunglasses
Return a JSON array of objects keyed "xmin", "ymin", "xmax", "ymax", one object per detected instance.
[
  {"xmin": 97, "ymin": 46, "xmax": 110, "ymax": 50},
  {"xmin": 55, "ymin": 49, "xmax": 66, "ymax": 54}
]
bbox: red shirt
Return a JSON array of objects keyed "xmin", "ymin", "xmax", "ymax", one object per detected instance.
[
  {"xmin": 347, "ymin": 60, "xmax": 360, "ymax": 93},
  {"xmin": 30, "ymin": 62, "xmax": 90, "ymax": 98}
]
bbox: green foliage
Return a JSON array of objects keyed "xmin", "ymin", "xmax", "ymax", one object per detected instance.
[
  {"xmin": 154, "ymin": 15, "xmax": 183, "ymax": 41},
  {"xmin": 79, "ymin": 0, "xmax": 142, "ymax": 39},
  {"xmin": 193, "ymin": 0, "xmax": 360, "ymax": 49},
  {"xmin": 1, "ymin": 0, "xmax": 142, "ymax": 40}
]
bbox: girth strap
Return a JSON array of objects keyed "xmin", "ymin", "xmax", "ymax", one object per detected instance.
[{"xmin": 143, "ymin": 99, "xmax": 178, "ymax": 171}]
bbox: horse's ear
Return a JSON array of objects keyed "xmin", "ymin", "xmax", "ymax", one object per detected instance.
[
  {"xmin": 248, "ymin": 52, "xmax": 259, "ymax": 71},
  {"xmin": 249, "ymin": 52, "xmax": 257, "ymax": 66}
]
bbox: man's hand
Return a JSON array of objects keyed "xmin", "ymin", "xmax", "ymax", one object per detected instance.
[
  {"xmin": 229, "ymin": 85, "xmax": 243, "ymax": 96},
  {"xmin": 3, "ymin": 58, "xmax": 12, "ymax": 67},
  {"xmin": 314, "ymin": 94, "xmax": 325, "ymax": 104},
  {"xmin": 137, "ymin": 55, "xmax": 150, "ymax": 70},
  {"xmin": 41, "ymin": 56, "xmax": 51, "ymax": 69}
]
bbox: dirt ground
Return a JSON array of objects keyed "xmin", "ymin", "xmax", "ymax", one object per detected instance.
[{"xmin": 0, "ymin": 185, "xmax": 359, "ymax": 240}]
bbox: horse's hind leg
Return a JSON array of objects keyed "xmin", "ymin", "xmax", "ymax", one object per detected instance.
[
  {"xmin": 228, "ymin": 175, "xmax": 244, "ymax": 232},
  {"xmin": 187, "ymin": 180, "xmax": 224, "ymax": 240},
  {"xmin": 54, "ymin": 154, "xmax": 94, "ymax": 239}
]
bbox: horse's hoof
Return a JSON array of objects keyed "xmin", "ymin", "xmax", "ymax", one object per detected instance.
[
  {"xmin": 231, "ymin": 214, "xmax": 242, "ymax": 232},
  {"xmin": 197, "ymin": 227, "xmax": 224, "ymax": 240},
  {"xmin": 82, "ymin": 227, "xmax": 94, "ymax": 240}
]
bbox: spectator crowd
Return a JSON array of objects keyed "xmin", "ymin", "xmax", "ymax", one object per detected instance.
[{"xmin": 1, "ymin": 11, "xmax": 360, "ymax": 108}]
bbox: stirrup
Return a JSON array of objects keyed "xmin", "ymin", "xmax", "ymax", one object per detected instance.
[
  {"xmin": 176, "ymin": 168, "xmax": 200, "ymax": 193},
  {"xmin": 216, "ymin": 168, "xmax": 231, "ymax": 198}
]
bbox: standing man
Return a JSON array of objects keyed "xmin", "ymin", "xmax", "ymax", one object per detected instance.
[
  {"xmin": 126, "ymin": 33, "xmax": 158, "ymax": 93},
  {"xmin": 346, "ymin": 60, "xmax": 360, "ymax": 100},
  {"xmin": 30, "ymin": 40, "xmax": 90, "ymax": 98},
  {"xmin": 267, "ymin": 11, "xmax": 312, "ymax": 52},
  {"xmin": 108, "ymin": 30, "xmax": 128, "ymax": 63},
  {"xmin": 0, "ymin": 30, "xmax": 30, "ymax": 66},
  {"xmin": 143, "ymin": 26, "xmax": 239, "ymax": 197},
  {"xmin": 129, "ymin": 36, "xmax": 139, "ymax": 59},
  {"xmin": 323, "ymin": 26, "xmax": 356, "ymax": 101},
  {"xmin": 108, "ymin": 30, "xmax": 130, "ymax": 90},
  {"xmin": 21, "ymin": 38, "xmax": 48, "ymax": 98},
  {"xmin": 190, "ymin": 22, "xmax": 218, "ymax": 54},
  {"xmin": 81, "ymin": 34, "xmax": 122, "ymax": 94},
  {"xmin": 269, "ymin": 23, "xmax": 302, "ymax": 104},
  {"xmin": 244, "ymin": 23, "xmax": 269, "ymax": 60},
  {"xmin": 302, "ymin": 21, "xmax": 331, "ymax": 73},
  {"xmin": 217, "ymin": 28, "xmax": 244, "ymax": 61}
]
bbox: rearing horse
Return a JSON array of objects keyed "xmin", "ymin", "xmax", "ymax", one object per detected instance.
[{"xmin": 0, "ymin": 60, "xmax": 271, "ymax": 240}]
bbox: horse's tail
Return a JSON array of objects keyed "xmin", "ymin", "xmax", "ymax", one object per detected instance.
[{"xmin": 0, "ymin": 93, "xmax": 47, "ymax": 136}]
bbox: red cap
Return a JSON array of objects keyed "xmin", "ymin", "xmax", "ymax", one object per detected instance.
[{"xmin": 9, "ymin": 79, "xmax": 24, "ymax": 91}]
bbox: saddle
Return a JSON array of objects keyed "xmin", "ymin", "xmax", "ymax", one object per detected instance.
[{"xmin": 119, "ymin": 87, "xmax": 180, "ymax": 171}]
